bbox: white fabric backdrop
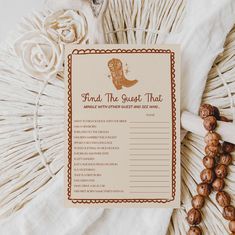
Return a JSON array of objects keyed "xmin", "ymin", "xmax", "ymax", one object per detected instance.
[{"xmin": 0, "ymin": 0, "xmax": 45, "ymax": 42}]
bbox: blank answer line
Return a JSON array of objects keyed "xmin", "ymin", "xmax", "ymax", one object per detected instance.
[
  {"xmin": 129, "ymin": 143, "xmax": 169, "ymax": 145},
  {"xmin": 130, "ymin": 180, "xmax": 170, "ymax": 183},
  {"xmin": 130, "ymin": 170, "xmax": 169, "ymax": 172},
  {"xmin": 129, "ymin": 186, "xmax": 169, "ymax": 188},
  {"xmin": 130, "ymin": 127, "xmax": 169, "ymax": 129},
  {"xmin": 130, "ymin": 132, "xmax": 169, "ymax": 134},
  {"xmin": 130, "ymin": 154, "xmax": 170, "ymax": 156},
  {"xmin": 129, "ymin": 148, "xmax": 169, "ymax": 151},
  {"xmin": 130, "ymin": 175, "xmax": 169, "ymax": 177},
  {"xmin": 129, "ymin": 122, "xmax": 169, "ymax": 124},
  {"xmin": 130, "ymin": 191, "xmax": 169, "ymax": 193},
  {"xmin": 130, "ymin": 159, "xmax": 170, "ymax": 161},
  {"xmin": 129, "ymin": 137, "xmax": 170, "ymax": 140},
  {"xmin": 129, "ymin": 165, "xmax": 168, "ymax": 167}
]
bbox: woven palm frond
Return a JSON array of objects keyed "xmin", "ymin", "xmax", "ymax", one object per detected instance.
[
  {"xmin": 0, "ymin": 10, "xmax": 64, "ymax": 218},
  {"xmin": 168, "ymin": 26, "xmax": 235, "ymax": 235},
  {"xmin": 104, "ymin": 0, "xmax": 186, "ymax": 44}
]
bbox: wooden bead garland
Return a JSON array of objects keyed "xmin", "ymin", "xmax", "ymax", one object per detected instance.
[
  {"xmin": 204, "ymin": 132, "xmax": 220, "ymax": 146},
  {"xmin": 205, "ymin": 144, "xmax": 220, "ymax": 158},
  {"xmin": 215, "ymin": 164, "xmax": 228, "ymax": 178},
  {"xmin": 196, "ymin": 183, "xmax": 211, "ymax": 197},
  {"xmin": 187, "ymin": 208, "xmax": 202, "ymax": 225},
  {"xmin": 212, "ymin": 178, "xmax": 225, "ymax": 192},
  {"xmin": 199, "ymin": 104, "xmax": 215, "ymax": 119},
  {"xmin": 223, "ymin": 206, "xmax": 235, "ymax": 221},
  {"xmin": 202, "ymin": 156, "xmax": 215, "ymax": 169},
  {"xmin": 203, "ymin": 116, "xmax": 217, "ymax": 131},
  {"xmin": 216, "ymin": 191, "xmax": 231, "ymax": 207},
  {"xmin": 192, "ymin": 195, "xmax": 205, "ymax": 210},
  {"xmin": 222, "ymin": 142, "xmax": 235, "ymax": 153},
  {"xmin": 188, "ymin": 226, "xmax": 202, "ymax": 235},
  {"xmin": 187, "ymin": 104, "xmax": 235, "ymax": 235},
  {"xmin": 219, "ymin": 153, "xmax": 233, "ymax": 166},
  {"xmin": 200, "ymin": 168, "xmax": 215, "ymax": 184},
  {"xmin": 229, "ymin": 221, "xmax": 235, "ymax": 233}
]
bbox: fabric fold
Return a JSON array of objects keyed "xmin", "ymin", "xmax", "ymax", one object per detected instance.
[{"xmin": 0, "ymin": 171, "xmax": 105, "ymax": 235}]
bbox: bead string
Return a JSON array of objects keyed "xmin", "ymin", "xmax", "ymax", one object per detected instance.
[{"xmin": 187, "ymin": 104, "xmax": 235, "ymax": 235}]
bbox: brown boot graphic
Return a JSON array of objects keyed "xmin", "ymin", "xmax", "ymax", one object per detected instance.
[{"xmin": 108, "ymin": 58, "xmax": 138, "ymax": 90}]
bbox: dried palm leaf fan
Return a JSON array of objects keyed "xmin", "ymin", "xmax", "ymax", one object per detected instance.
[
  {"xmin": 0, "ymin": 1, "xmax": 234, "ymax": 234},
  {"xmin": 168, "ymin": 27, "xmax": 235, "ymax": 235}
]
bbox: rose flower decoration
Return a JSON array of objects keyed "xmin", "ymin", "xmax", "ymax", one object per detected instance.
[
  {"xmin": 44, "ymin": 10, "xmax": 87, "ymax": 44},
  {"xmin": 14, "ymin": 31, "xmax": 63, "ymax": 79}
]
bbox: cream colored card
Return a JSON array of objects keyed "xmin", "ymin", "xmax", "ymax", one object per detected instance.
[{"xmin": 65, "ymin": 44, "xmax": 180, "ymax": 207}]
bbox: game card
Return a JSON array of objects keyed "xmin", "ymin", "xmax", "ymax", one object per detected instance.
[{"xmin": 65, "ymin": 45, "xmax": 180, "ymax": 207}]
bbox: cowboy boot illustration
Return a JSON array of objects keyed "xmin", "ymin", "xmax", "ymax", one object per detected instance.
[{"xmin": 108, "ymin": 58, "xmax": 138, "ymax": 90}]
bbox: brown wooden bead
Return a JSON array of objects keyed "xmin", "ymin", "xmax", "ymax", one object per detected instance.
[
  {"xmin": 203, "ymin": 116, "xmax": 217, "ymax": 131},
  {"xmin": 215, "ymin": 164, "xmax": 228, "ymax": 178},
  {"xmin": 204, "ymin": 132, "xmax": 220, "ymax": 146},
  {"xmin": 205, "ymin": 145, "xmax": 220, "ymax": 158},
  {"xmin": 203, "ymin": 156, "xmax": 215, "ymax": 169},
  {"xmin": 199, "ymin": 104, "xmax": 214, "ymax": 119},
  {"xmin": 219, "ymin": 153, "xmax": 233, "ymax": 166},
  {"xmin": 187, "ymin": 226, "xmax": 202, "ymax": 235},
  {"xmin": 197, "ymin": 183, "xmax": 211, "ymax": 197},
  {"xmin": 220, "ymin": 116, "xmax": 231, "ymax": 122},
  {"xmin": 212, "ymin": 178, "xmax": 225, "ymax": 191},
  {"xmin": 200, "ymin": 168, "xmax": 215, "ymax": 184},
  {"xmin": 223, "ymin": 206, "xmax": 235, "ymax": 221},
  {"xmin": 212, "ymin": 106, "xmax": 220, "ymax": 120},
  {"xmin": 187, "ymin": 208, "xmax": 202, "ymax": 225},
  {"xmin": 216, "ymin": 191, "xmax": 231, "ymax": 207},
  {"xmin": 229, "ymin": 221, "xmax": 235, "ymax": 233},
  {"xmin": 192, "ymin": 195, "xmax": 205, "ymax": 209},
  {"xmin": 222, "ymin": 142, "xmax": 235, "ymax": 153}
]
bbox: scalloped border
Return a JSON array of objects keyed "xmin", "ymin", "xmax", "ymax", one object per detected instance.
[{"xmin": 67, "ymin": 48, "xmax": 177, "ymax": 204}]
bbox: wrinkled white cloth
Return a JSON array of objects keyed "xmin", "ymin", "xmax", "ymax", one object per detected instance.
[
  {"xmin": 0, "ymin": 170, "xmax": 172, "ymax": 235},
  {"xmin": 0, "ymin": 0, "xmax": 235, "ymax": 235}
]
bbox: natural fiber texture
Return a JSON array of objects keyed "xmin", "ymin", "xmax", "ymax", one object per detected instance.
[
  {"xmin": 0, "ymin": 10, "xmax": 65, "ymax": 218},
  {"xmin": 104, "ymin": 0, "xmax": 185, "ymax": 44},
  {"xmin": 0, "ymin": 1, "xmax": 234, "ymax": 235}
]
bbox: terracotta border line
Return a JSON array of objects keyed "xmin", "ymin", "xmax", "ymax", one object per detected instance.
[{"xmin": 67, "ymin": 48, "xmax": 177, "ymax": 204}]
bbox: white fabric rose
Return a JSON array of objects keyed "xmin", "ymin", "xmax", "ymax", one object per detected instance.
[
  {"xmin": 14, "ymin": 31, "xmax": 63, "ymax": 79},
  {"xmin": 44, "ymin": 10, "xmax": 87, "ymax": 44}
]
